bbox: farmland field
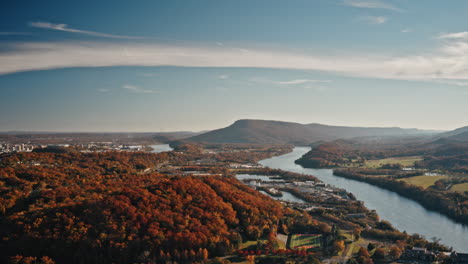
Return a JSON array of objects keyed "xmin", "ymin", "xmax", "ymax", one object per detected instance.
[
  {"xmin": 289, "ymin": 234, "xmax": 322, "ymax": 250},
  {"xmin": 364, "ymin": 156, "xmax": 423, "ymax": 168},
  {"xmin": 451, "ymin": 183, "xmax": 468, "ymax": 193},
  {"xmin": 400, "ymin": 175, "xmax": 447, "ymax": 189}
]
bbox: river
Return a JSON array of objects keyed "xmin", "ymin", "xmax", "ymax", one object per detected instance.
[
  {"xmin": 149, "ymin": 144, "xmax": 173, "ymax": 153},
  {"xmin": 259, "ymin": 147, "xmax": 468, "ymax": 252}
]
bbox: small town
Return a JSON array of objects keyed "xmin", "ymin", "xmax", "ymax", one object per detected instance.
[{"xmin": 0, "ymin": 142, "xmax": 149, "ymax": 154}]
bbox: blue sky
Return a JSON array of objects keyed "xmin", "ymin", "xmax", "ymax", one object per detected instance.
[{"xmin": 1, "ymin": 0, "xmax": 468, "ymax": 131}]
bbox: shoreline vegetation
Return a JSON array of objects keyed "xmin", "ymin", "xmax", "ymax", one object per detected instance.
[
  {"xmin": 333, "ymin": 168, "xmax": 468, "ymax": 225},
  {"xmin": 233, "ymin": 166, "xmax": 451, "ymax": 258},
  {"xmin": 294, "ymin": 140, "xmax": 468, "ymax": 226}
]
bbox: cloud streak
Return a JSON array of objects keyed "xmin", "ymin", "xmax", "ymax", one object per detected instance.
[
  {"xmin": 2, "ymin": 40, "xmax": 468, "ymax": 85},
  {"xmin": 343, "ymin": 0, "xmax": 402, "ymax": 12},
  {"xmin": 122, "ymin": 84, "xmax": 157, "ymax": 94},
  {"xmin": 279, "ymin": 79, "xmax": 332, "ymax": 85},
  {"xmin": 438, "ymin": 31, "xmax": 468, "ymax": 40},
  {"xmin": 251, "ymin": 77, "xmax": 331, "ymax": 91},
  {"xmin": 29, "ymin": 21, "xmax": 147, "ymax": 39}
]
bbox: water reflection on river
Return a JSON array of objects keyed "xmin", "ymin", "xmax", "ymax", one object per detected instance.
[
  {"xmin": 259, "ymin": 147, "xmax": 468, "ymax": 252},
  {"xmin": 149, "ymin": 144, "xmax": 173, "ymax": 153},
  {"xmin": 259, "ymin": 191, "xmax": 306, "ymax": 203}
]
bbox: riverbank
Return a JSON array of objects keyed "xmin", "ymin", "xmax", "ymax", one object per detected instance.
[
  {"xmin": 259, "ymin": 147, "xmax": 468, "ymax": 252},
  {"xmin": 333, "ymin": 168, "xmax": 468, "ymax": 226},
  {"xmin": 233, "ymin": 171, "xmax": 450, "ymax": 262}
]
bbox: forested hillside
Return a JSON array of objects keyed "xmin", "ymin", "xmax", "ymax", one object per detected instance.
[{"xmin": 0, "ymin": 151, "xmax": 283, "ymax": 263}]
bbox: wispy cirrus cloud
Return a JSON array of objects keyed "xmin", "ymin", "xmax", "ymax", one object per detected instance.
[
  {"xmin": 3, "ymin": 38, "xmax": 468, "ymax": 85},
  {"xmin": 360, "ymin": 16, "xmax": 388, "ymax": 25},
  {"xmin": 29, "ymin": 21, "xmax": 147, "ymax": 39},
  {"xmin": 252, "ymin": 78, "xmax": 332, "ymax": 85},
  {"xmin": 122, "ymin": 84, "xmax": 157, "ymax": 94},
  {"xmin": 343, "ymin": 0, "xmax": 402, "ymax": 12},
  {"xmin": 434, "ymin": 80, "xmax": 468, "ymax": 87},
  {"xmin": 250, "ymin": 78, "xmax": 332, "ymax": 91},
  {"xmin": 277, "ymin": 79, "xmax": 332, "ymax": 85},
  {"xmin": 250, "ymin": 77, "xmax": 333, "ymax": 92},
  {"xmin": 438, "ymin": 31, "xmax": 468, "ymax": 40}
]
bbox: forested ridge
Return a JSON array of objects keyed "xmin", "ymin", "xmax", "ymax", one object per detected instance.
[
  {"xmin": 294, "ymin": 139, "xmax": 427, "ymax": 168},
  {"xmin": 295, "ymin": 138, "xmax": 468, "ymax": 172},
  {"xmin": 0, "ymin": 150, "xmax": 283, "ymax": 263}
]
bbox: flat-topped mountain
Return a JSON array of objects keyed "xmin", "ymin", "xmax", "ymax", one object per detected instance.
[{"xmin": 187, "ymin": 119, "xmax": 432, "ymax": 144}]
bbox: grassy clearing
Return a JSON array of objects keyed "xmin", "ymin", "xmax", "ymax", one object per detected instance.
[
  {"xmin": 239, "ymin": 239, "xmax": 266, "ymax": 250},
  {"xmin": 400, "ymin": 175, "xmax": 447, "ymax": 189},
  {"xmin": 451, "ymin": 183, "xmax": 468, "ymax": 193},
  {"xmin": 289, "ymin": 234, "xmax": 322, "ymax": 250},
  {"xmin": 239, "ymin": 238, "xmax": 285, "ymax": 250},
  {"xmin": 364, "ymin": 156, "xmax": 423, "ymax": 168}
]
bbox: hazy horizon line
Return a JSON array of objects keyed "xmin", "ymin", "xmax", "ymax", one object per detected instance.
[{"xmin": 0, "ymin": 118, "xmax": 453, "ymax": 134}]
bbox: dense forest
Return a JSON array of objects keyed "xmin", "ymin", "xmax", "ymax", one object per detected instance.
[
  {"xmin": 415, "ymin": 142, "xmax": 468, "ymax": 173},
  {"xmin": 295, "ymin": 138, "xmax": 468, "ymax": 172},
  {"xmin": 0, "ymin": 143, "xmax": 455, "ymax": 263},
  {"xmin": 170, "ymin": 142, "xmax": 293, "ymax": 164},
  {"xmin": 0, "ymin": 150, "xmax": 284, "ymax": 263},
  {"xmin": 294, "ymin": 139, "xmax": 429, "ymax": 168}
]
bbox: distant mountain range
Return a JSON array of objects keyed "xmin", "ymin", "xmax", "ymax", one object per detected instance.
[
  {"xmin": 436, "ymin": 126, "xmax": 468, "ymax": 142},
  {"xmin": 448, "ymin": 131, "xmax": 468, "ymax": 141},
  {"xmin": 4, "ymin": 120, "xmax": 467, "ymax": 145},
  {"xmin": 186, "ymin": 119, "xmax": 435, "ymax": 145},
  {"xmin": 0, "ymin": 131, "xmax": 204, "ymax": 145}
]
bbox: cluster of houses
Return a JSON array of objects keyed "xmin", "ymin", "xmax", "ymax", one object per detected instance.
[
  {"xmin": 238, "ymin": 174, "xmax": 353, "ymax": 210},
  {"xmin": 229, "ymin": 163, "xmax": 264, "ymax": 169},
  {"xmin": 0, "ymin": 143, "xmax": 36, "ymax": 153}
]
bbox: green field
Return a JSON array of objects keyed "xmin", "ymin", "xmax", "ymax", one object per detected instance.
[
  {"xmin": 451, "ymin": 183, "xmax": 468, "ymax": 193},
  {"xmin": 400, "ymin": 175, "xmax": 447, "ymax": 189},
  {"xmin": 239, "ymin": 238, "xmax": 286, "ymax": 250},
  {"xmin": 364, "ymin": 156, "xmax": 423, "ymax": 168},
  {"xmin": 239, "ymin": 239, "xmax": 267, "ymax": 250},
  {"xmin": 289, "ymin": 234, "xmax": 322, "ymax": 250}
]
